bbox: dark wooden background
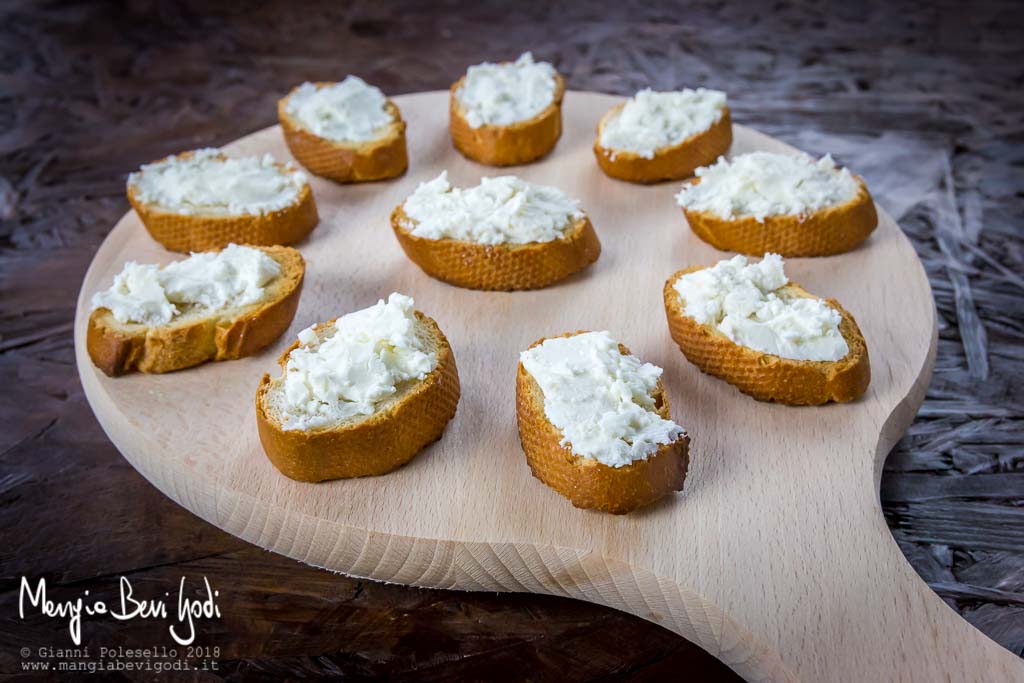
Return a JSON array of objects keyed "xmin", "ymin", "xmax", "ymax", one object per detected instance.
[{"xmin": 1, "ymin": 0, "xmax": 1021, "ymax": 680}]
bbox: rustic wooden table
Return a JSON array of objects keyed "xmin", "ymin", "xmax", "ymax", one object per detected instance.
[{"xmin": 1, "ymin": 1, "xmax": 1020, "ymax": 680}]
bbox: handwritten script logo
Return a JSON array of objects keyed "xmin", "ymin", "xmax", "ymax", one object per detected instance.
[{"xmin": 19, "ymin": 576, "xmax": 221, "ymax": 645}]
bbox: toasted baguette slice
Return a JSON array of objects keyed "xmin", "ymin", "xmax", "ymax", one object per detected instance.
[
  {"xmin": 256, "ymin": 311, "xmax": 460, "ymax": 482},
  {"xmin": 128, "ymin": 151, "xmax": 319, "ymax": 253},
  {"xmin": 681, "ymin": 177, "xmax": 877, "ymax": 257},
  {"xmin": 390, "ymin": 205, "xmax": 600, "ymax": 291},
  {"xmin": 278, "ymin": 86, "xmax": 408, "ymax": 183},
  {"xmin": 663, "ymin": 267, "xmax": 870, "ymax": 404},
  {"xmin": 516, "ymin": 332, "xmax": 690, "ymax": 514},
  {"xmin": 87, "ymin": 246, "xmax": 304, "ymax": 377},
  {"xmin": 593, "ymin": 107, "xmax": 733, "ymax": 184},
  {"xmin": 449, "ymin": 73, "xmax": 565, "ymax": 166}
]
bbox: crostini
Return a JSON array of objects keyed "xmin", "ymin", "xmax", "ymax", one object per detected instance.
[
  {"xmin": 87, "ymin": 244, "xmax": 304, "ymax": 376},
  {"xmin": 449, "ymin": 52, "xmax": 565, "ymax": 166},
  {"xmin": 663, "ymin": 253, "xmax": 870, "ymax": 404},
  {"xmin": 391, "ymin": 172, "xmax": 600, "ymax": 290},
  {"xmin": 594, "ymin": 88, "xmax": 733, "ymax": 183},
  {"xmin": 256, "ymin": 293, "xmax": 460, "ymax": 482},
  {"xmin": 278, "ymin": 77, "xmax": 408, "ymax": 183},
  {"xmin": 675, "ymin": 152, "xmax": 877, "ymax": 257},
  {"xmin": 128, "ymin": 149, "xmax": 319, "ymax": 252},
  {"xmin": 516, "ymin": 331, "xmax": 690, "ymax": 514}
]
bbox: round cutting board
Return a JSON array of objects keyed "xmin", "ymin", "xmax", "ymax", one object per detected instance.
[{"xmin": 74, "ymin": 91, "xmax": 1020, "ymax": 682}]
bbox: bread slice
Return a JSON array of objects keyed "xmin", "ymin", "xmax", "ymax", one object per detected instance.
[
  {"xmin": 128, "ymin": 151, "xmax": 319, "ymax": 253},
  {"xmin": 278, "ymin": 86, "xmax": 408, "ymax": 183},
  {"xmin": 516, "ymin": 332, "xmax": 690, "ymax": 514},
  {"xmin": 390, "ymin": 204, "xmax": 600, "ymax": 291},
  {"xmin": 449, "ymin": 73, "xmax": 565, "ymax": 166},
  {"xmin": 87, "ymin": 245, "xmax": 304, "ymax": 377},
  {"xmin": 256, "ymin": 311, "xmax": 460, "ymax": 482},
  {"xmin": 663, "ymin": 267, "xmax": 870, "ymax": 405},
  {"xmin": 593, "ymin": 107, "xmax": 733, "ymax": 184},
  {"xmin": 681, "ymin": 177, "xmax": 877, "ymax": 257}
]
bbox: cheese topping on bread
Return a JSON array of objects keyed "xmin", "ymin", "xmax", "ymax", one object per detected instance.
[
  {"xmin": 599, "ymin": 88, "xmax": 727, "ymax": 159},
  {"xmin": 673, "ymin": 254, "xmax": 849, "ymax": 361},
  {"xmin": 91, "ymin": 244, "xmax": 283, "ymax": 326},
  {"xmin": 520, "ymin": 332, "xmax": 684, "ymax": 468},
  {"xmin": 675, "ymin": 152, "xmax": 858, "ymax": 222},
  {"xmin": 279, "ymin": 293, "xmax": 437, "ymax": 431},
  {"xmin": 400, "ymin": 171, "xmax": 582, "ymax": 245},
  {"xmin": 128, "ymin": 149, "xmax": 308, "ymax": 216},
  {"xmin": 455, "ymin": 52, "xmax": 557, "ymax": 128},
  {"xmin": 284, "ymin": 77, "xmax": 394, "ymax": 142}
]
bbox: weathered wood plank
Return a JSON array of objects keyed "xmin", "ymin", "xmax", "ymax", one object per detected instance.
[{"xmin": 0, "ymin": 0, "xmax": 1021, "ymax": 673}]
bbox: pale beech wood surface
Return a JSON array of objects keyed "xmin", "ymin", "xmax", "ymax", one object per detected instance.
[{"xmin": 73, "ymin": 91, "xmax": 1022, "ymax": 682}]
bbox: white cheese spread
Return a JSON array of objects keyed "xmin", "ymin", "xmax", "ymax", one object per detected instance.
[
  {"xmin": 675, "ymin": 152, "xmax": 859, "ymax": 222},
  {"xmin": 91, "ymin": 244, "xmax": 283, "ymax": 326},
  {"xmin": 455, "ymin": 52, "xmax": 558, "ymax": 128},
  {"xmin": 279, "ymin": 293, "xmax": 437, "ymax": 431},
  {"xmin": 673, "ymin": 254, "xmax": 849, "ymax": 361},
  {"xmin": 284, "ymin": 77, "xmax": 394, "ymax": 142},
  {"xmin": 599, "ymin": 88, "xmax": 727, "ymax": 159},
  {"xmin": 520, "ymin": 331, "xmax": 684, "ymax": 468},
  {"xmin": 128, "ymin": 148, "xmax": 307, "ymax": 216},
  {"xmin": 400, "ymin": 171, "xmax": 582, "ymax": 245}
]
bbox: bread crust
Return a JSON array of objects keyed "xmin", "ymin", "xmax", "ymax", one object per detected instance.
[
  {"xmin": 390, "ymin": 204, "xmax": 600, "ymax": 291},
  {"xmin": 663, "ymin": 267, "xmax": 870, "ymax": 405},
  {"xmin": 87, "ymin": 245, "xmax": 305, "ymax": 377},
  {"xmin": 593, "ymin": 106, "xmax": 733, "ymax": 184},
  {"xmin": 681, "ymin": 178, "xmax": 878, "ymax": 257},
  {"xmin": 449, "ymin": 73, "xmax": 565, "ymax": 166},
  {"xmin": 278, "ymin": 88, "xmax": 408, "ymax": 183},
  {"xmin": 128, "ymin": 151, "xmax": 319, "ymax": 253},
  {"xmin": 255, "ymin": 312, "xmax": 461, "ymax": 482},
  {"xmin": 515, "ymin": 332, "xmax": 690, "ymax": 514}
]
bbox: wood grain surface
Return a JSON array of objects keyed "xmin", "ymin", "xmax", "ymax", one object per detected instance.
[
  {"xmin": 2, "ymin": 1, "xmax": 1022, "ymax": 680},
  {"xmin": 71, "ymin": 91, "xmax": 1019, "ymax": 682}
]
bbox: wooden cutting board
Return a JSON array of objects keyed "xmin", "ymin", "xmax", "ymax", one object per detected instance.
[{"xmin": 74, "ymin": 91, "xmax": 1021, "ymax": 682}]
